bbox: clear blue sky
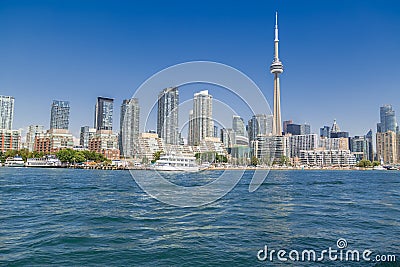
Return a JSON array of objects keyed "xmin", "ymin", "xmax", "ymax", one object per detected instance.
[{"xmin": 1, "ymin": 0, "xmax": 400, "ymax": 138}]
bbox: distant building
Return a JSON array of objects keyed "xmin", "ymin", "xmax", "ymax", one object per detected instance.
[
  {"xmin": 286, "ymin": 124, "xmax": 301, "ymax": 135},
  {"xmin": 299, "ymin": 149, "xmax": 356, "ymax": 167},
  {"xmin": 320, "ymin": 126, "xmax": 330, "ymax": 138},
  {"xmin": 220, "ymin": 128, "xmax": 236, "ymax": 149},
  {"xmin": 376, "ymin": 131, "xmax": 397, "ymax": 164},
  {"xmin": 283, "ymin": 120, "xmax": 293, "ymax": 134},
  {"xmin": 34, "ymin": 129, "xmax": 74, "ymax": 154},
  {"xmin": 157, "ymin": 87, "xmax": 179, "ymax": 145},
  {"xmin": 232, "ymin": 115, "xmax": 246, "ymax": 137},
  {"xmin": 50, "ymin": 100, "xmax": 70, "ymax": 130},
  {"xmin": 365, "ymin": 129, "xmax": 374, "ymax": 161},
  {"xmin": 88, "ymin": 130, "xmax": 120, "ymax": 160},
  {"xmin": 213, "ymin": 125, "xmax": 219, "ymax": 138},
  {"xmin": 120, "ymin": 98, "xmax": 140, "ymax": 157},
  {"xmin": 329, "ymin": 119, "xmax": 349, "ymax": 138},
  {"xmin": 349, "ymin": 136, "xmax": 369, "ymax": 162},
  {"xmin": 26, "ymin": 125, "xmax": 45, "ymax": 152},
  {"xmin": 79, "ymin": 126, "xmax": 96, "ymax": 149},
  {"xmin": 247, "ymin": 114, "xmax": 273, "ymax": 142},
  {"xmin": 188, "ymin": 90, "xmax": 213, "ymax": 145},
  {"xmin": 288, "ymin": 134, "xmax": 318, "ymax": 159},
  {"xmin": 95, "ymin": 97, "xmax": 114, "ymax": 131},
  {"xmin": 0, "ymin": 95, "xmax": 14, "ymax": 130},
  {"xmin": 251, "ymin": 136, "xmax": 288, "ymax": 164},
  {"xmin": 0, "ymin": 129, "xmax": 20, "ymax": 152},
  {"xmin": 319, "ymin": 137, "xmax": 349, "ymax": 150},
  {"xmin": 301, "ymin": 124, "xmax": 311, "ymax": 135},
  {"xmin": 377, "ymin": 104, "xmax": 397, "ymax": 133}
]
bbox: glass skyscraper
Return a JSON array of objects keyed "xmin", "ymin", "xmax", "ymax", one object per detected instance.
[
  {"xmin": 120, "ymin": 98, "xmax": 140, "ymax": 157},
  {"xmin": 0, "ymin": 95, "xmax": 14, "ymax": 130},
  {"xmin": 157, "ymin": 87, "xmax": 179, "ymax": 145},
  {"xmin": 50, "ymin": 100, "xmax": 70, "ymax": 130},
  {"xmin": 377, "ymin": 104, "xmax": 397, "ymax": 133},
  {"xmin": 95, "ymin": 97, "xmax": 114, "ymax": 131}
]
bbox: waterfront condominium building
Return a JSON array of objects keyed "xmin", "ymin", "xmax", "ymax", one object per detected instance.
[
  {"xmin": 288, "ymin": 134, "xmax": 318, "ymax": 159},
  {"xmin": 79, "ymin": 126, "xmax": 96, "ymax": 149},
  {"xmin": 0, "ymin": 129, "xmax": 21, "ymax": 152},
  {"xmin": 95, "ymin": 97, "xmax": 114, "ymax": 131},
  {"xmin": 88, "ymin": 130, "xmax": 120, "ymax": 160},
  {"xmin": 120, "ymin": 98, "xmax": 140, "ymax": 157},
  {"xmin": 26, "ymin": 125, "xmax": 45, "ymax": 152},
  {"xmin": 136, "ymin": 132, "xmax": 164, "ymax": 161},
  {"xmin": 376, "ymin": 131, "xmax": 397, "ymax": 164},
  {"xmin": 349, "ymin": 135, "xmax": 370, "ymax": 162},
  {"xmin": 157, "ymin": 87, "xmax": 179, "ymax": 145},
  {"xmin": 50, "ymin": 100, "xmax": 70, "ymax": 130},
  {"xmin": 247, "ymin": 114, "xmax": 273, "ymax": 143},
  {"xmin": 377, "ymin": 104, "xmax": 398, "ymax": 133},
  {"xmin": 0, "ymin": 95, "xmax": 15, "ymax": 130},
  {"xmin": 34, "ymin": 129, "xmax": 74, "ymax": 154},
  {"xmin": 188, "ymin": 90, "xmax": 213, "ymax": 146}
]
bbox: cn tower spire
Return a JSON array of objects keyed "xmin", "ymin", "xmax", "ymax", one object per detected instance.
[{"xmin": 270, "ymin": 12, "xmax": 284, "ymax": 136}]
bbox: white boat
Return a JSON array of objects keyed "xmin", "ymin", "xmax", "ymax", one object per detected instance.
[
  {"xmin": 4, "ymin": 156, "xmax": 25, "ymax": 167},
  {"xmin": 373, "ymin": 157, "xmax": 386, "ymax": 170},
  {"xmin": 373, "ymin": 165, "xmax": 386, "ymax": 170},
  {"xmin": 153, "ymin": 154, "xmax": 199, "ymax": 172},
  {"xmin": 26, "ymin": 156, "xmax": 62, "ymax": 168}
]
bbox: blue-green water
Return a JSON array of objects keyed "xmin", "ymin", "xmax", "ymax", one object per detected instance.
[{"xmin": 0, "ymin": 168, "xmax": 399, "ymax": 266}]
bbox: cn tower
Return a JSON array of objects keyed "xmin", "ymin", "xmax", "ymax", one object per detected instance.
[{"xmin": 270, "ymin": 12, "xmax": 284, "ymax": 136}]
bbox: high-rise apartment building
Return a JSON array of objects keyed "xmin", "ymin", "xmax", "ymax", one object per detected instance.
[
  {"xmin": 247, "ymin": 114, "xmax": 273, "ymax": 142},
  {"xmin": 50, "ymin": 100, "xmax": 70, "ymax": 130},
  {"xmin": 377, "ymin": 104, "xmax": 397, "ymax": 133},
  {"xmin": 0, "ymin": 95, "xmax": 14, "ymax": 130},
  {"xmin": 157, "ymin": 87, "xmax": 179, "ymax": 145},
  {"xmin": 232, "ymin": 115, "xmax": 246, "ymax": 137},
  {"xmin": 188, "ymin": 90, "xmax": 213, "ymax": 146},
  {"xmin": 120, "ymin": 98, "xmax": 140, "ymax": 157},
  {"xmin": 95, "ymin": 97, "xmax": 114, "ymax": 131},
  {"xmin": 376, "ymin": 131, "xmax": 397, "ymax": 164}
]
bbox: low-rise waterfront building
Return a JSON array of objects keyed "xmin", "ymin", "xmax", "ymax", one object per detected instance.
[
  {"xmin": 299, "ymin": 149, "xmax": 356, "ymax": 167},
  {"xmin": 34, "ymin": 129, "xmax": 74, "ymax": 154},
  {"xmin": 0, "ymin": 129, "xmax": 21, "ymax": 152},
  {"xmin": 88, "ymin": 130, "xmax": 120, "ymax": 160}
]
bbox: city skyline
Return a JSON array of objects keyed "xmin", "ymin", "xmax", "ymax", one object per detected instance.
[{"xmin": 1, "ymin": 1, "xmax": 400, "ymax": 138}]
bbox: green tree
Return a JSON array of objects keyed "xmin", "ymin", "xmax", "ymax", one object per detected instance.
[
  {"xmin": 56, "ymin": 149, "xmax": 76, "ymax": 163},
  {"xmin": 151, "ymin": 151, "xmax": 163, "ymax": 163},
  {"xmin": 280, "ymin": 156, "xmax": 290, "ymax": 166},
  {"xmin": 372, "ymin": 161, "xmax": 380, "ymax": 167},
  {"xmin": 357, "ymin": 159, "xmax": 372, "ymax": 168},
  {"xmin": 251, "ymin": 156, "xmax": 259, "ymax": 166}
]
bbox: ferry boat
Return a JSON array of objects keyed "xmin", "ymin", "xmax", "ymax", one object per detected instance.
[
  {"xmin": 153, "ymin": 154, "xmax": 199, "ymax": 172},
  {"xmin": 26, "ymin": 156, "xmax": 62, "ymax": 168},
  {"xmin": 4, "ymin": 156, "xmax": 25, "ymax": 167}
]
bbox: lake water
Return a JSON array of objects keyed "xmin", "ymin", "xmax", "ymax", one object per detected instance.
[{"xmin": 0, "ymin": 168, "xmax": 399, "ymax": 266}]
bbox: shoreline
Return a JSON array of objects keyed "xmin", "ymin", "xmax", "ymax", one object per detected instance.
[{"xmin": 0, "ymin": 166, "xmax": 395, "ymax": 171}]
